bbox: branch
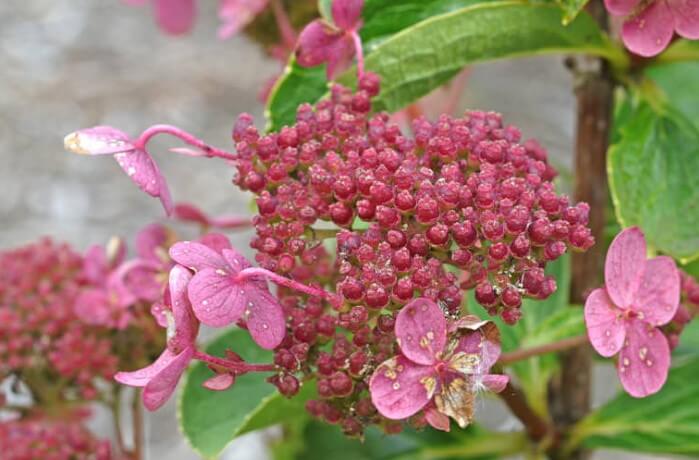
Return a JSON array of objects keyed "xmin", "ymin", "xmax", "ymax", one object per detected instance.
[
  {"xmin": 499, "ymin": 336, "xmax": 589, "ymax": 365},
  {"xmin": 497, "ymin": 381, "xmax": 551, "ymax": 443}
]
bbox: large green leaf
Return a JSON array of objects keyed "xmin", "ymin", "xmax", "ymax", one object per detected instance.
[
  {"xmin": 178, "ymin": 329, "xmax": 315, "ymax": 459},
  {"xmin": 555, "ymin": 0, "xmax": 589, "ymax": 25},
  {"xmin": 570, "ymin": 358, "xmax": 699, "ymax": 457},
  {"xmin": 608, "ymin": 97, "xmax": 699, "ymax": 263},
  {"xmin": 295, "ymin": 421, "xmax": 528, "ymax": 460},
  {"xmin": 647, "ymin": 60, "xmax": 699, "ymax": 128},
  {"xmin": 267, "ymin": 1, "xmax": 622, "ymax": 131}
]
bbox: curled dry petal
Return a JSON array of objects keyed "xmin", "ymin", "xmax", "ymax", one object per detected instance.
[
  {"xmin": 617, "ymin": 319, "xmax": 671, "ymax": 398},
  {"xmin": 369, "ymin": 355, "xmax": 437, "ymax": 419},
  {"xmin": 424, "ymin": 406, "xmax": 450, "ymax": 432},
  {"xmin": 584, "ymin": 288, "xmax": 626, "ymax": 357},
  {"xmin": 395, "ymin": 297, "xmax": 446, "ymax": 365}
]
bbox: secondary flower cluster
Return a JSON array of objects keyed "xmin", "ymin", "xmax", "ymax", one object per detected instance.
[{"xmin": 0, "ymin": 414, "xmax": 115, "ymax": 460}]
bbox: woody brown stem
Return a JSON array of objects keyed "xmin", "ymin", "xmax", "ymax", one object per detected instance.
[
  {"xmin": 498, "ymin": 382, "xmax": 551, "ymax": 443},
  {"xmin": 549, "ymin": 2, "xmax": 614, "ymax": 459},
  {"xmin": 499, "ymin": 335, "xmax": 588, "ymax": 365}
]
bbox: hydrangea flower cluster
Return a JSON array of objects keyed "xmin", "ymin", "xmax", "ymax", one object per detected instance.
[
  {"xmin": 0, "ymin": 415, "xmax": 115, "ymax": 460},
  {"xmin": 0, "ymin": 239, "xmax": 119, "ymax": 401}
]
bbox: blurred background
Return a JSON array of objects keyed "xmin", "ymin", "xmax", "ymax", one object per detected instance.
[{"xmin": 0, "ymin": 1, "xmax": 666, "ymax": 458}]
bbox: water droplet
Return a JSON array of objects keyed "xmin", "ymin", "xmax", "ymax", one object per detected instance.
[
  {"xmin": 623, "ymin": 358, "xmax": 630, "ymax": 366},
  {"xmin": 202, "ymin": 300, "xmax": 208, "ymax": 306},
  {"xmin": 639, "ymin": 347, "xmax": 648, "ymax": 360},
  {"xmin": 646, "ymin": 359, "xmax": 653, "ymax": 367},
  {"xmin": 262, "ymin": 323, "xmax": 269, "ymax": 330},
  {"xmin": 392, "ymin": 382, "xmax": 400, "ymax": 390},
  {"xmin": 127, "ymin": 167, "xmax": 136, "ymax": 176},
  {"xmin": 248, "ymin": 301, "xmax": 254, "ymax": 308},
  {"xmin": 216, "ymin": 269, "xmax": 226, "ymax": 276},
  {"xmin": 426, "ymin": 331, "xmax": 434, "ymax": 340},
  {"xmin": 605, "ymin": 330, "xmax": 611, "ymax": 337}
]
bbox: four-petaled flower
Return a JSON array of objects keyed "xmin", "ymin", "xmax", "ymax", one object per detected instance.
[
  {"xmin": 169, "ymin": 239, "xmax": 286, "ymax": 349},
  {"xmin": 64, "ymin": 126, "xmax": 172, "ymax": 214},
  {"xmin": 115, "ymin": 264, "xmax": 199, "ymax": 410},
  {"xmin": 605, "ymin": 0, "xmax": 699, "ymax": 57},
  {"xmin": 296, "ymin": 0, "xmax": 364, "ymax": 78},
  {"xmin": 584, "ymin": 227, "xmax": 680, "ymax": 397},
  {"xmin": 369, "ymin": 298, "xmax": 508, "ymax": 430}
]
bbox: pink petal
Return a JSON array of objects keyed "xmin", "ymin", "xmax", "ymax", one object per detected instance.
[
  {"xmin": 142, "ymin": 346, "xmax": 194, "ymax": 411},
  {"xmin": 113, "ymin": 149, "xmax": 169, "ymax": 202},
  {"xmin": 202, "ymin": 373, "xmax": 235, "ymax": 391},
  {"xmin": 221, "ymin": 248, "xmax": 253, "ymax": 274},
  {"xmin": 622, "ymin": 1, "xmax": 675, "ymax": 57},
  {"xmin": 369, "ymin": 355, "xmax": 437, "ymax": 420},
  {"xmin": 136, "ymin": 223, "xmax": 168, "ymax": 262},
  {"xmin": 153, "ymin": 0, "xmax": 197, "ymax": 36},
  {"xmin": 296, "ymin": 20, "xmax": 343, "ymax": 68},
  {"xmin": 454, "ymin": 322, "xmax": 501, "ymax": 372},
  {"xmin": 633, "ymin": 256, "xmax": 680, "ymax": 326},
  {"xmin": 199, "ymin": 233, "xmax": 232, "ymax": 253},
  {"xmin": 169, "ymin": 241, "xmax": 227, "ymax": 271},
  {"xmin": 669, "ymin": 0, "xmax": 699, "ymax": 39},
  {"xmin": 425, "ymin": 406, "xmax": 450, "ymax": 432},
  {"xmin": 124, "ymin": 266, "xmax": 163, "ymax": 302},
  {"xmin": 123, "ymin": 0, "xmax": 147, "ymax": 5},
  {"xmin": 187, "ymin": 268, "xmax": 246, "ymax": 327},
  {"xmin": 605, "ymin": 227, "xmax": 647, "ymax": 309},
  {"xmin": 168, "ymin": 264, "xmax": 198, "ymax": 351},
  {"xmin": 115, "ymin": 348, "xmax": 180, "ymax": 387},
  {"xmin": 158, "ymin": 178, "xmax": 174, "ymax": 216},
  {"xmin": 394, "ymin": 298, "xmax": 446, "ymax": 366},
  {"xmin": 242, "ymin": 286, "xmax": 286, "ymax": 349},
  {"xmin": 332, "ymin": 0, "xmax": 364, "ymax": 30},
  {"xmin": 605, "ymin": 0, "xmax": 641, "ymax": 16},
  {"xmin": 584, "ymin": 288, "xmax": 626, "ymax": 357},
  {"xmin": 83, "ymin": 245, "xmax": 108, "ymax": 285},
  {"xmin": 173, "ymin": 202, "xmax": 209, "ymax": 226},
  {"xmin": 326, "ymin": 34, "xmax": 356, "ymax": 80},
  {"xmin": 151, "ymin": 302, "xmax": 169, "ymax": 328},
  {"xmin": 480, "ymin": 374, "xmax": 508, "ymax": 393},
  {"xmin": 217, "ymin": 0, "xmax": 269, "ymax": 40},
  {"xmin": 64, "ymin": 126, "xmax": 134, "ymax": 155},
  {"xmin": 617, "ymin": 319, "xmax": 671, "ymax": 397}
]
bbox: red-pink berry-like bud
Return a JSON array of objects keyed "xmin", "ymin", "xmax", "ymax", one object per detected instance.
[
  {"xmin": 451, "ymin": 222, "xmax": 477, "ymax": 248},
  {"xmin": 407, "ymin": 234, "xmax": 429, "ymax": 256},
  {"xmin": 523, "ymin": 267, "xmax": 545, "ymax": 296},
  {"xmin": 544, "ymin": 241, "xmax": 567, "ymax": 261},
  {"xmin": 394, "ymin": 277, "xmax": 414, "ymax": 300},
  {"xmin": 475, "ymin": 282, "xmax": 497, "ymax": 306},
  {"xmin": 356, "ymin": 199, "xmax": 376, "ymax": 220},
  {"xmin": 488, "ymin": 242, "xmax": 509, "ymax": 262},
  {"xmin": 339, "ymin": 277, "xmax": 364, "ymax": 301},
  {"xmin": 376, "ymin": 205, "xmax": 401, "ymax": 228},
  {"xmin": 502, "ymin": 308, "xmax": 522, "ymax": 325},
  {"xmin": 330, "ymin": 371, "xmax": 353, "ymax": 397},
  {"xmin": 501, "ymin": 286, "xmax": 522, "ymax": 308},
  {"xmin": 529, "ymin": 218, "xmax": 553, "ymax": 245},
  {"xmin": 274, "ymin": 349, "xmax": 298, "ymax": 370},
  {"xmin": 366, "ymin": 284, "xmax": 389, "ymax": 309},
  {"xmin": 426, "ymin": 223, "xmax": 450, "ymax": 246},
  {"xmin": 376, "ymin": 314, "xmax": 395, "ymax": 333},
  {"xmin": 359, "ymin": 72, "xmax": 381, "ymax": 97},
  {"xmin": 415, "ymin": 197, "xmax": 440, "ymax": 224},
  {"xmin": 570, "ymin": 225, "xmax": 594, "ymax": 250},
  {"xmin": 510, "ymin": 233, "xmax": 531, "ymax": 258},
  {"xmin": 386, "ymin": 230, "xmax": 406, "ymax": 248},
  {"xmin": 395, "ymin": 190, "xmax": 416, "ymax": 211}
]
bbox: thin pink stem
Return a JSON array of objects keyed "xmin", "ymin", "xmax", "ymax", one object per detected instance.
[
  {"xmin": 443, "ymin": 68, "xmax": 471, "ymax": 116},
  {"xmin": 237, "ymin": 267, "xmax": 341, "ymax": 307},
  {"xmin": 271, "ymin": 0, "xmax": 297, "ymax": 52},
  {"xmin": 193, "ymin": 351, "xmax": 275, "ymax": 373},
  {"xmin": 209, "ymin": 216, "xmax": 253, "ymax": 229},
  {"xmin": 136, "ymin": 124, "xmax": 237, "ymax": 161},
  {"xmin": 350, "ymin": 30, "xmax": 365, "ymax": 79}
]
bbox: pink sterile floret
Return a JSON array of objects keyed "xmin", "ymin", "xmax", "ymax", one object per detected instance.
[
  {"xmin": 296, "ymin": 0, "xmax": 364, "ymax": 78},
  {"xmin": 584, "ymin": 226, "xmax": 680, "ymax": 397},
  {"xmin": 115, "ymin": 264, "xmax": 199, "ymax": 411},
  {"xmin": 64, "ymin": 126, "xmax": 173, "ymax": 214},
  {"xmin": 169, "ymin": 239, "xmax": 286, "ymax": 349},
  {"xmin": 605, "ymin": 0, "xmax": 699, "ymax": 57},
  {"xmin": 218, "ymin": 0, "xmax": 270, "ymax": 39},
  {"xmin": 369, "ymin": 298, "xmax": 507, "ymax": 430}
]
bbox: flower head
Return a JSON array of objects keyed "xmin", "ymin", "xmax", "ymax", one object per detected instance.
[
  {"xmin": 169, "ymin": 238, "xmax": 286, "ymax": 349},
  {"xmin": 115, "ymin": 264, "xmax": 199, "ymax": 411},
  {"xmin": 584, "ymin": 227, "xmax": 680, "ymax": 397},
  {"xmin": 369, "ymin": 298, "xmax": 507, "ymax": 430},
  {"xmin": 296, "ymin": 0, "xmax": 364, "ymax": 78},
  {"xmin": 605, "ymin": 0, "xmax": 699, "ymax": 56},
  {"xmin": 64, "ymin": 126, "xmax": 172, "ymax": 214}
]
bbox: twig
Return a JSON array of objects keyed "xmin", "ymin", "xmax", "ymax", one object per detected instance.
[
  {"xmin": 498, "ymin": 335, "xmax": 589, "ymax": 365},
  {"xmin": 131, "ymin": 390, "xmax": 144, "ymax": 460},
  {"xmin": 497, "ymin": 381, "xmax": 551, "ymax": 443}
]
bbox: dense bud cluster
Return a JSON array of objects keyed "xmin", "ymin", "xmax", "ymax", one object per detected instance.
[
  {"xmin": 230, "ymin": 73, "xmax": 593, "ymax": 433},
  {"xmin": 663, "ymin": 271, "xmax": 699, "ymax": 350},
  {"xmin": 0, "ymin": 239, "xmax": 119, "ymax": 400},
  {"xmin": 0, "ymin": 415, "xmax": 115, "ymax": 460}
]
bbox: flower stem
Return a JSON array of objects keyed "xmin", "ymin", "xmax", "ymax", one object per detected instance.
[
  {"xmin": 111, "ymin": 387, "xmax": 127, "ymax": 456},
  {"xmin": 497, "ymin": 381, "xmax": 552, "ymax": 443},
  {"xmin": 193, "ymin": 350, "xmax": 275, "ymax": 373},
  {"xmin": 271, "ymin": 0, "xmax": 297, "ymax": 52},
  {"xmin": 137, "ymin": 125, "xmax": 237, "ymax": 161},
  {"xmin": 237, "ymin": 267, "xmax": 341, "ymax": 307},
  {"xmin": 498, "ymin": 335, "xmax": 589, "ymax": 365},
  {"xmin": 350, "ymin": 30, "xmax": 365, "ymax": 79},
  {"xmin": 131, "ymin": 389, "xmax": 144, "ymax": 460}
]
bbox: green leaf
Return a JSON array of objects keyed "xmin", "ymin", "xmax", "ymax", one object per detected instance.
[
  {"xmin": 296, "ymin": 421, "xmax": 528, "ymax": 460},
  {"xmin": 647, "ymin": 60, "xmax": 699, "ymax": 128},
  {"xmin": 268, "ymin": 1, "xmax": 622, "ymax": 131},
  {"xmin": 556, "ymin": 0, "xmax": 589, "ymax": 25},
  {"xmin": 608, "ymin": 97, "xmax": 699, "ymax": 263},
  {"xmin": 570, "ymin": 358, "xmax": 699, "ymax": 457},
  {"xmin": 178, "ymin": 329, "xmax": 315, "ymax": 459}
]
